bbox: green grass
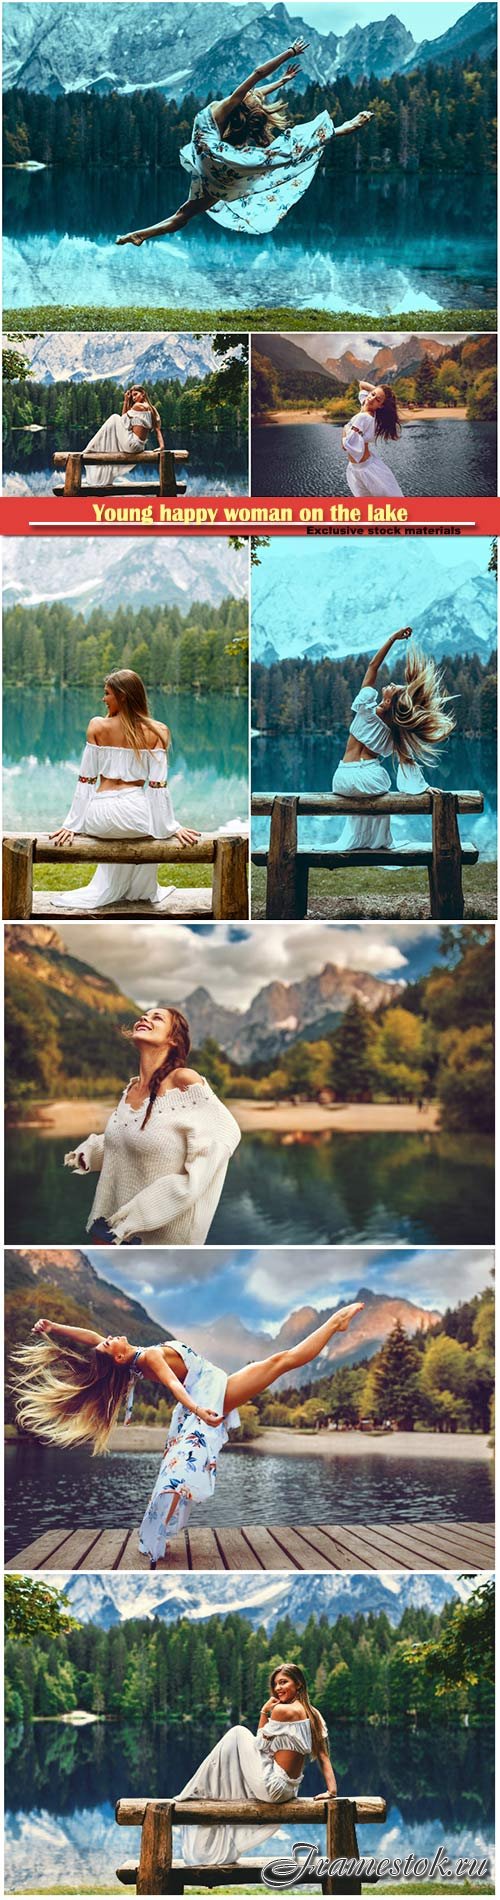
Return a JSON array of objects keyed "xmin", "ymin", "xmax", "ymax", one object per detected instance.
[
  {"xmin": 251, "ymin": 860, "xmax": 497, "ymax": 918},
  {"xmin": 5, "ymin": 306, "xmax": 497, "ymax": 334},
  {"xmin": 32, "ymin": 863, "xmax": 212, "ymax": 890}
]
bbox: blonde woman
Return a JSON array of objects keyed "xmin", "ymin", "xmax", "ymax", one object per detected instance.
[
  {"xmin": 116, "ymin": 39, "xmax": 371, "ymax": 244},
  {"xmin": 40, "ymin": 669, "xmax": 199, "ymax": 911},
  {"xmin": 178, "ymin": 1663, "xmax": 336, "ymax": 1864},
  {"xmin": 332, "ymin": 628, "xmax": 455, "ymax": 850},
  {"xmin": 13, "ymin": 1307, "xmax": 363, "ymax": 1566},
  {"xmin": 84, "ymin": 386, "xmax": 164, "ymax": 490}
]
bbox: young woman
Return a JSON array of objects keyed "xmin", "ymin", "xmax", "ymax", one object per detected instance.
[
  {"xmin": 40, "ymin": 669, "xmax": 199, "ymax": 912},
  {"xmin": 62, "ymin": 1006, "xmax": 241, "ymax": 1247},
  {"xmin": 332, "ymin": 627, "xmax": 455, "ymax": 850},
  {"xmin": 13, "ymin": 1304, "xmax": 363, "ymax": 1566},
  {"xmin": 116, "ymin": 40, "xmax": 372, "ymax": 244},
  {"xmin": 177, "ymin": 1663, "xmax": 336, "ymax": 1865},
  {"xmin": 342, "ymin": 381, "xmax": 403, "ymax": 497},
  {"xmin": 83, "ymin": 386, "xmax": 164, "ymax": 491}
]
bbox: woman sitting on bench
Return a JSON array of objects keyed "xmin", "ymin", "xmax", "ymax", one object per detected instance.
[
  {"xmin": 84, "ymin": 385, "xmax": 164, "ymax": 490},
  {"xmin": 332, "ymin": 627, "xmax": 455, "ymax": 851},
  {"xmin": 178, "ymin": 1662, "xmax": 336, "ymax": 1865}
]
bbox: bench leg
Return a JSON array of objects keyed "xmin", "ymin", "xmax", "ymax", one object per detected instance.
[
  {"xmin": 213, "ymin": 838, "xmax": 249, "ymax": 918},
  {"xmin": 323, "ymin": 1799, "xmax": 361, "ymax": 1897},
  {"xmin": 63, "ymin": 452, "xmax": 83, "ymax": 495},
  {"xmin": 266, "ymin": 797, "xmax": 307, "ymax": 918},
  {"xmin": 3, "ymin": 837, "xmax": 33, "ymax": 919},
  {"xmin": 428, "ymin": 792, "xmax": 464, "ymax": 919},
  {"xmin": 159, "ymin": 449, "xmax": 178, "ymax": 496},
  {"xmin": 137, "ymin": 1802, "xmax": 174, "ymax": 1895}
]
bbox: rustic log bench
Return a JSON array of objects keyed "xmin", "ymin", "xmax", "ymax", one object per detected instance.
[
  {"xmin": 115, "ymin": 1793, "xmax": 387, "ymax": 1895},
  {"xmin": 252, "ymin": 790, "xmax": 483, "ymax": 920},
  {"xmin": 3, "ymin": 833, "xmax": 248, "ymax": 921},
  {"xmin": 53, "ymin": 448, "xmax": 188, "ymax": 496}
]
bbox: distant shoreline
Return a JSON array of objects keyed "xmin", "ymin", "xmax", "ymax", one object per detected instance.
[
  {"xmin": 6, "ymin": 1424, "xmax": 491, "ymax": 1461},
  {"xmin": 9, "ymin": 1097, "xmax": 440, "ymax": 1135},
  {"xmin": 256, "ymin": 405, "xmax": 470, "ymax": 426}
]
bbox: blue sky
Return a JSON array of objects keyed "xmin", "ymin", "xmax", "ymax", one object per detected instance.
[
  {"xmin": 263, "ymin": 1, "xmax": 486, "ymax": 38},
  {"xmin": 87, "ymin": 1245, "xmax": 493, "ymax": 1334}
]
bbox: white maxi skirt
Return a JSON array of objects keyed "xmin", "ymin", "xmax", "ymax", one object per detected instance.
[
  {"xmin": 139, "ymin": 1349, "xmax": 240, "ymax": 1561},
  {"xmin": 332, "ymin": 758, "xmax": 393, "ymax": 849},
  {"xmin": 179, "ymin": 1725, "xmax": 302, "ymax": 1865},
  {"xmin": 38, "ymin": 787, "xmax": 175, "ymax": 910},
  {"xmin": 346, "ymin": 452, "xmax": 403, "ymax": 498},
  {"xmin": 84, "ymin": 413, "xmax": 145, "ymax": 489}
]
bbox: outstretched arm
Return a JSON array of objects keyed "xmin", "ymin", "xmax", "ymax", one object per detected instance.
[
  {"xmin": 211, "ymin": 37, "xmax": 308, "ymax": 130},
  {"xmin": 32, "ymin": 1318, "xmax": 104, "ymax": 1347},
  {"xmin": 362, "ymin": 626, "xmax": 412, "ymax": 687},
  {"xmin": 334, "ymin": 110, "xmax": 372, "ymax": 137}
]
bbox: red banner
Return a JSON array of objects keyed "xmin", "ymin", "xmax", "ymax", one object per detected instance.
[{"xmin": 0, "ymin": 496, "xmax": 499, "ymax": 536}]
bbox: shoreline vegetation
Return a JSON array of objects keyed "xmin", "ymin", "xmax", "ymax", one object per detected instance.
[
  {"xmin": 4, "ymin": 307, "xmax": 497, "ymax": 335},
  {"xmin": 5, "ymin": 1421, "xmax": 489, "ymax": 1458},
  {"xmin": 257, "ymin": 404, "xmax": 469, "ymax": 425},
  {"xmin": 7, "ymin": 1096, "xmax": 439, "ymax": 1134}
]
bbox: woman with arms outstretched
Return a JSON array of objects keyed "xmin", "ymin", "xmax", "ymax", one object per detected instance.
[
  {"xmin": 342, "ymin": 380, "xmax": 404, "ymax": 498},
  {"xmin": 177, "ymin": 1663, "xmax": 336, "ymax": 1865},
  {"xmin": 83, "ymin": 385, "xmax": 164, "ymax": 491},
  {"xmin": 332, "ymin": 627, "xmax": 455, "ymax": 850},
  {"xmin": 40, "ymin": 669, "xmax": 199, "ymax": 912},
  {"xmin": 13, "ymin": 1304, "xmax": 363, "ymax": 1567},
  {"xmin": 117, "ymin": 39, "xmax": 371, "ymax": 244}
]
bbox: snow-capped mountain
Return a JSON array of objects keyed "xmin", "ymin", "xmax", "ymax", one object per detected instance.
[
  {"xmin": 59, "ymin": 1570, "xmax": 481, "ymax": 1632},
  {"xmin": 3, "ymin": 2, "xmax": 495, "ymax": 98},
  {"xmin": 251, "ymin": 541, "xmax": 496, "ymax": 666},
  {"xmin": 10, "ymin": 331, "xmax": 221, "ymax": 388},
  {"xmin": 2, "ymin": 536, "xmax": 248, "ymax": 613}
]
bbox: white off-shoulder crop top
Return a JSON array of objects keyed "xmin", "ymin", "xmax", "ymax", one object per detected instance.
[
  {"xmin": 62, "ymin": 742, "xmax": 178, "ymax": 837},
  {"xmin": 349, "ymin": 685, "xmax": 428, "ymax": 790},
  {"xmin": 127, "ymin": 405, "xmax": 153, "ymax": 427},
  {"xmin": 257, "ymin": 1716, "xmax": 328, "ymax": 1761}
]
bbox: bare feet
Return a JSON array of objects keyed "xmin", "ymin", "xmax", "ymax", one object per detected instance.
[
  {"xmin": 116, "ymin": 233, "xmax": 145, "ymax": 246},
  {"xmin": 334, "ymin": 1300, "xmax": 365, "ymax": 1333}
]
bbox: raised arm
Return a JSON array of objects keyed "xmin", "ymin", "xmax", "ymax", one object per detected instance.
[
  {"xmin": 211, "ymin": 37, "xmax": 308, "ymax": 130},
  {"xmin": 141, "ymin": 1346, "xmax": 222, "ymax": 1427},
  {"xmin": 32, "ymin": 1318, "xmax": 104, "ymax": 1348},
  {"xmin": 362, "ymin": 626, "xmax": 412, "ymax": 688}
]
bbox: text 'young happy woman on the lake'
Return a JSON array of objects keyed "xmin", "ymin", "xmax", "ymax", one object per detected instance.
[
  {"xmin": 116, "ymin": 38, "xmax": 371, "ymax": 245},
  {"xmin": 13, "ymin": 1305, "xmax": 363, "ymax": 1565}
]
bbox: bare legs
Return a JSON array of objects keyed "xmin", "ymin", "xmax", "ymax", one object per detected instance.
[
  {"xmin": 116, "ymin": 193, "xmax": 214, "ymax": 245},
  {"xmin": 223, "ymin": 1301, "xmax": 364, "ymax": 1413}
]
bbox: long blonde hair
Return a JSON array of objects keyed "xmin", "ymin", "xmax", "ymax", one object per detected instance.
[
  {"xmin": 270, "ymin": 1662, "xmax": 329, "ymax": 1762},
  {"xmin": 11, "ymin": 1334, "xmax": 130, "ymax": 1455},
  {"xmin": 226, "ymin": 90, "xmax": 288, "ymax": 147},
  {"xmin": 105, "ymin": 669, "xmax": 170, "ymax": 760},
  {"xmin": 382, "ymin": 644, "xmax": 455, "ymax": 765}
]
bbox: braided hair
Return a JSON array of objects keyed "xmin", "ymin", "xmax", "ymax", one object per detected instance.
[{"xmin": 123, "ymin": 1007, "xmax": 192, "ymax": 1129}]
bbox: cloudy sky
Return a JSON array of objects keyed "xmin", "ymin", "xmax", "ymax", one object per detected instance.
[
  {"xmin": 285, "ymin": 329, "xmax": 473, "ymax": 362},
  {"xmin": 87, "ymin": 1244, "xmax": 493, "ymax": 1338},
  {"xmin": 262, "ymin": 1, "xmax": 485, "ymax": 37},
  {"xmin": 53, "ymin": 920, "xmax": 444, "ymax": 1009}
]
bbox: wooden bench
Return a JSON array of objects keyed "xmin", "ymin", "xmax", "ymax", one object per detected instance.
[
  {"xmin": 115, "ymin": 1793, "xmax": 387, "ymax": 1894},
  {"xmin": 252, "ymin": 790, "xmax": 483, "ymax": 920},
  {"xmin": 2, "ymin": 833, "xmax": 248, "ymax": 921},
  {"xmin": 53, "ymin": 448, "xmax": 188, "ymax": 496}
]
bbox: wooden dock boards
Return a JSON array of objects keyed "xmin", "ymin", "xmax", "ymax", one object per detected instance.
[{"xmin": 7, "ymin": 1520, "xmax": 494, "ymax": 1572}]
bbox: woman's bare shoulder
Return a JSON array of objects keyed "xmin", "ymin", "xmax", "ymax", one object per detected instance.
[
  {"xmin": 86, "ymin": 715, "xmax": 108, "ymax": 742},
  {"xmin": 171, "ymin": 1067, "xmax": 205, "ymax": 1091}
]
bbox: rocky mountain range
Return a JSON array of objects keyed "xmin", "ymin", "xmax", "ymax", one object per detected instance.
[
  {"xmin": 252, "ymin": 540, "xmax": 496, "ymax": 666},
  {"xmin": 183, "ymin": 1286, "xmax": 441, "ymax": 1382},
  {"xmin": 3, "ymin": 2, "xmax": 495, "ymax": 97},
  {"xmin": 2, "ymin": 536, "xmax": 248, "ymax": 614},
  {"xmin": 183, "ymin": 963, "xmax": 396, "ymax": 1063},
  {"xmin": 254, "ymin": 329, "xmax": 454, "ymax": 395},
  {"xmin": 60, "ymin": 1570, "xmax": 477, "ymax": 1632},
  {"xmin": 10, "ymin": 331, "xmax": 221, "ymax": 387},
  {"xmin": 5, "ymin": 1247, "xmax": 166, "ymax": 1346}
]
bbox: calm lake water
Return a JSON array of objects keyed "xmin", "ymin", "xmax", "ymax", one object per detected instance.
[
  {"xmin": 5, "ymin": 1438, "xmax": 494, "ymax": 1560},
  {"xmin": 252, "ymin": 732, "xmax": 497, "ymax": 859},
  {"xmin": 3, "ymin": 426, "xmax": 248, "ymax": 497},
  {"xmin": 4, "ymin": 689, "xmax": 248, "ymax": 834},
  {"xmin": 3, "ymin": 168, "xmax": 496, "ymax": 314},
  {"xmin": 4, "ymin": 1718, "xmax": 494, "ymax": 1892},
  {"xmin": 5, "ymin": 1128, "xmax": 494, "ymax": 1245},
  {"xmin": 251, "ymin": 418, "xmax": 498, "ymax": 499}
]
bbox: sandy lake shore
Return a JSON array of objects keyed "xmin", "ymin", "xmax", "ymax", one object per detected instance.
[
  {"xmin": 106, "ymin": 1424, "xmax": 489, "ymax": 1460},
  {"xmin": 258, "ymin": 405, "xmax": 468, "ymax": 426},
  {"xmin": 14, "ymin": 1097, "xmax": 440, "ymax": 1135}
]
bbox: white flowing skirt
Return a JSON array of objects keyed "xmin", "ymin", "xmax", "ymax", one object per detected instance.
[
  {"xmin": 332, "ymin": 758, "xmax": 393, "ymax": 849},
  {"xmin": 347, "ymin": 452, "xmax": 403, "ymax": 498},
  {"xmin": 179, "ymin": 1725, "xmax": 302, "ymax": 1865},
  {"xmin": 84, "ymin": 413, "xmax": 144, "ymax": 489},
  {"xmin": 38, "ymin": 787, "xmax": 175, "ymax": 910},
  {"xmin": 181, "ymin": 106, "xmax": 334, "ymax": 234},
  {"xmin": 139, "ymin": 1356, "xmax": 240, "ymax": 1561}
]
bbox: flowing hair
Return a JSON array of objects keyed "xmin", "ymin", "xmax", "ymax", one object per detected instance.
[
  {"xmin": 374, "ymin": 386, "xmax": 401, "ymax": 442},
  {"xmin": 382, "ymin": 644, "xmax": 456, "ymax": 766},
  {"xmin": 270, "ymin": 1662, "xmax": 329, "ymax": 1762},
  {"xmin": 225, "ymin": 89, "xmax": 288, "ymax": 147},
  {"xmin": 105, "ymin": 669, "xmax": 170, "ymax": 761},
  {"xmin": 11, "ymin": 1334, "xmax": 131, "ymax": 1454},
  {"xmin": 123, "ymin": 1005, "xmax": 192, "ymax": 1128}
]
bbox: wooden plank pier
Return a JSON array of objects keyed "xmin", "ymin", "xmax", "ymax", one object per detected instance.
[{"xmin": 7, "ymin": 1520, "xmax": 494, "ymax": 1572}]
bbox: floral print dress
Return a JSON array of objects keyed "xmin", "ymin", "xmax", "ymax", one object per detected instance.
[
  {"xmin": 179, "ymin": 103, "xmax": 335, "ymax": 233},
  {"xmin": 138, "ymin": 1339, "xmax": 240, "ymax": 1560}
]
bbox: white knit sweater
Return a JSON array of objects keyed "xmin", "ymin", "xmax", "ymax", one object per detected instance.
[{"xmin": 66, "ymin": 1079, "xmax": 241, "ymax": 1245}]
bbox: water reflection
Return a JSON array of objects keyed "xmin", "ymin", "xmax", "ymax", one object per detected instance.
[
  {"xmin": 251, "ymin": 418, "xmax": 498, "ymax": 500},
  {"xmin": 252, "ymin": 733, "xmax": 497, "ymax": 859},
  {"xmin": 3, "ymin": 427, "xmax": 248, "ymax": 498}
]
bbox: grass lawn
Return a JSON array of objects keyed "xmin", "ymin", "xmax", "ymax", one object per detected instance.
[
  {"xmin": 32, "ymin": 863, "xmax": 212, "ymax": 890},
  {"xmin": 5, "ymin": 306, "xmax": 496, "ymax": 334},
  {"xmin": 250, "ymin": 860, "xmax": 497, "ymax": 919}
]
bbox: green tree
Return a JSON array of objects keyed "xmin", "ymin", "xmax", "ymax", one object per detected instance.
[
  {"xmin": 331, "ymin": 1000, "xmax": 376, "ymax": 1101},
  {"xmin": 5, "ymin": 1577, "xmax": 78, "ymax": 1641},
  {"xmin": 363, "ymin": 1320, "xmax": 421, "ymax": 1429}
]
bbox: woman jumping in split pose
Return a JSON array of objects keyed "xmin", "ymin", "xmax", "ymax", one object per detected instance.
[
  {"xmin": 13, "ymin": 1304, "xmax": 363, "ymax": 1566},
  {"xmin": 61, "ymin": 1006, "xmax": 241, "ymax": 1246},
  {"xmin": 177, "ymin": 1663, "xmax": 336, "ymax": 1865},
  {"xmin": 39, "ymin": 670, "xmax": 199, "ymax": 912},
  {"xmin": 332, "ymin": 628, "xmax": 455, "ymax": 851},
  {"xmin": 83, "ymin": 386, "xmax": 164, "ymax": 491},
  {"xmin": 116, "ymin": 39, "xmax": 371, "ymax": 244},
  {"xmin": 342, "ymin": 380, "xmax": 404, "ymax": 498}
]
